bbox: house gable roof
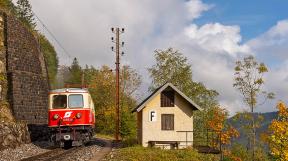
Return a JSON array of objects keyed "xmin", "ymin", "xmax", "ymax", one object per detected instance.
[{"xmin": 132, "ymin": 82, "xmax": 203, "ymax": 112}]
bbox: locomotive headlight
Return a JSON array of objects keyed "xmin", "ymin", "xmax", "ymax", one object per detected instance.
[
  {"xmin": 76, "ymin": 113, "xmax": 82, "ymax": 119},
  {"xmin": 53, "ymin": 114, "xmax": 59, "ymax": 120}
]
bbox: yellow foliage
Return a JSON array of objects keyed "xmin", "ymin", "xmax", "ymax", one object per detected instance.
[{"xmin": 268, "ymin": 102, "xmax": 288, "ymax": 161}]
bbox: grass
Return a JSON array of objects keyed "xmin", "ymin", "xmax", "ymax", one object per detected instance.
[
  {"xmin": 106, "ymin": 146, "xmax": 220, "ymax": 161},
  {"xmin": 95, "ymin": 133, "xmax": 115, "ymax": 140}
]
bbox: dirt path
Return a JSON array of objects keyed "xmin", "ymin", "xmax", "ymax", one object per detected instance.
[{"xmin": 89, "ymin": 138, "xmax": 112, "ymax": 161}]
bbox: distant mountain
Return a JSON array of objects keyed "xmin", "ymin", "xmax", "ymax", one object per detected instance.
[{"xmin": 227, "ymin": 111, "xmax": 278, "ymax": 146}]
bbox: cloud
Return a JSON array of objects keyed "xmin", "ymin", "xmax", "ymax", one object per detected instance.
[
  {"xmin": 256, "ymin": 61, "xmax": 288, "ymax": 112},
  {"xmin": 248, "ymin": 20, "xmax": 288, "ymax": 60},
  {"xmin": 26, "ymin": 0, "xmax": 286, "ymax": 115},
  {"xmin": 245, "ymin": 20, "xmax": 288, "ymax": 112},
  {"xmin": 266, "ymin": 20, "xmax": 288, "ymax": 37},
  {"xmin": 29, "ymin": 0, "xmax": 191, "ymax": 67},
  {"xmin": 184, "ymin": 23, "xmax": 250, "ymax": 56},
  {"xmin": 186, "ymin": 0, "xmax": 213, "ymax": 20}
]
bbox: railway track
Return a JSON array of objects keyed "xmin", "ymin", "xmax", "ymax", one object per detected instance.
[{"xmin": 20, "ymin": 146, "xmax": 84, "ymax": 161}]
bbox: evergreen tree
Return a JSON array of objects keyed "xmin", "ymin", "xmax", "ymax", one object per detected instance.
[
  {"xmin": 67, "ymin": 58, "xmax": 82, "ymax": 85},
  {"xmin": 16, "ymin": 0, "xmax": 36, "ymax": 29}
]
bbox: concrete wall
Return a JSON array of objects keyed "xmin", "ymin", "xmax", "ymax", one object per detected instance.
[
  {"xmin": 141, "ymin": 92, "xmax": 194, "ymax": 149},
  {"xmin": 0, "ymin": 11, "xmax": 49, "ymax": 125}
]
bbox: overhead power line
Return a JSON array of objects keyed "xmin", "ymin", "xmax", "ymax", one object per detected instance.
[{"xmin": 31, "ymin": 10, "xmax": 73, "ymax": 60}]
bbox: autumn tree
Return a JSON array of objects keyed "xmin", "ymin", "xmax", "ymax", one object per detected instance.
[
  {"xmin": 207, "ymin": 107, "xmax": 240, "ymax": 160},
  {"xmin": 267, "ymin": 102, "xmax": 288, "ymax": 160},
  {"xmin": 233, "ymin": 55, "xmax": 274, "ymax": 159},
  {"xmin": 0, "ymin": 0, "xmax": 16, "ymax": 13},
  {"xmin": 86, "ymin": 65, "xmax": 141, "ymax": 138},
  {"xmin": 207, "ymin": 107, "xmax": 239, "ymax": 146},
  {"xmin": 87, "ymin": 66, "xmax": 115, "ymax": 134},
  {"xmin": 16, "ymin": 0, "xmax": 36, "ymax": 29}
]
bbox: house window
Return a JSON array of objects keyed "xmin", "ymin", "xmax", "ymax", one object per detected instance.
[
  {"xmin": 149, "ymin": 110, "xmax": 157, "ymax": 122},
  {"xmin": 161, "ymin": 91, "xmax": 174, "ymax": 107},
  {"xmin": 161, "ymin": 114, "xmax": 174, "ymax": 130}
]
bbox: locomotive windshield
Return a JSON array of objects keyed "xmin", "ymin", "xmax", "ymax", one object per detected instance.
[
  {"xmin": 52, "ymin": 94, "xmax": 84, "ymax": 109},
  {"xmin": 52, "ymin": 95, "xmax": 67, "ymax": 109},
  {"xmin": 68, "ymin": 94, "xmax": 84, "ymax": 108}
]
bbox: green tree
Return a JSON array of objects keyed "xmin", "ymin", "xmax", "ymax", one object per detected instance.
[
  {"xmin": 148, "ymin": 48, "xmax": 218, "ymax": 107},
  {"xmin": 233, "ymin": 55, "xmax": 274, "ymax": 160},
  {"xmin": 119, "ymin": 66, "xmax": 141, "ymax": 138},
  {"xmin": 83, "ymin": 65, "xmax": 97, "ymax": 86},
  {"xmin": 67, "ymin": 58, "xmax": 82, "ymax": 85},
  {"xmin": 148, "ymin": 48, "xmax": 193, "ymax": 92},
  {"xmin": 39, "ymin": 34, "xmax": 58, "ymax": 88},
  {"xmin": 16, "ymin": 0, "xmax": 36, "ymax": 29},
  {"xmin": 148, "ymin": 48, "xmax": 219, "ymax": 144}
]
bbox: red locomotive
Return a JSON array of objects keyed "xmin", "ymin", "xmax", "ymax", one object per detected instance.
[{"xmin": 48, "ymin": 88, "xmax": 95, "ymax": 147}]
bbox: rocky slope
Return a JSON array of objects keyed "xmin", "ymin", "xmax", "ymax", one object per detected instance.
[{"xmin": 0, "ymin": 101, "xmax": 30, "ymax": 150}]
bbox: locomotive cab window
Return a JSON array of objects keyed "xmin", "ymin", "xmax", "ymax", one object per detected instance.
[
  {"xmin": 52, "ymin": 95, "xmax": 67, "ymax": 109},
  {"xmin": 69, "ymin": 94, "xmax": 84, "ymax": 108}
]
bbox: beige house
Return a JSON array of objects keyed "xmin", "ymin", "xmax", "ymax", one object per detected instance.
[{"xmin": 132, "ymin": 83, "xmax": 202, "ymax": 149}]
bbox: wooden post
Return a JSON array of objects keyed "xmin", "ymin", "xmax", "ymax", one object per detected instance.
[{"xmin": 111, "ymin": 27, "xmax": 124, "ymax": 141}]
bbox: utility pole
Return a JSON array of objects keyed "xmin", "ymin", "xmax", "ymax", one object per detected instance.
[{"xmin": 111, "ymin": 27, "xmax": 125, "ymax": 141}]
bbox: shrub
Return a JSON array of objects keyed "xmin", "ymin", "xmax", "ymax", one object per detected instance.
[{"xmin": 106, "ymin": 146, "xmax": 220, "ymax": 161}]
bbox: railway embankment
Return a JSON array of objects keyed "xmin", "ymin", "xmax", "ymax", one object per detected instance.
[{"xmin": 0, "ymin": 137, "xmax": 103, "ymax": 161}]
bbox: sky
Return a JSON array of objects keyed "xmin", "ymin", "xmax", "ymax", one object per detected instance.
[{"xmin": 24, "ymin": 0, "xmax": 288, "ymax": 115}]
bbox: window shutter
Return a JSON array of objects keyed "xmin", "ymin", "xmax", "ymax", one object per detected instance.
[
  {"xmin": 161, "ymin": 91, "xmax": 175, "ymax": 107},
  {"xmin": 161, "ymin": 114, "xmax": 174, "ymax": 130}
]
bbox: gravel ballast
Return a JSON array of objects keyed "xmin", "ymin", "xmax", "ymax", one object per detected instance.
[
  {"xmin": 0, "ymin": 139, "xmax": 104, "ymax": 161},
  {"xmin": 0, "ymin": 142, "xmax": 50, "ymax": 161}
]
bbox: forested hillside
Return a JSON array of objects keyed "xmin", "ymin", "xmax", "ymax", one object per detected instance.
[{"xmin": 228, "ymin": 112, "xmax": 278, "ymax": 147}]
